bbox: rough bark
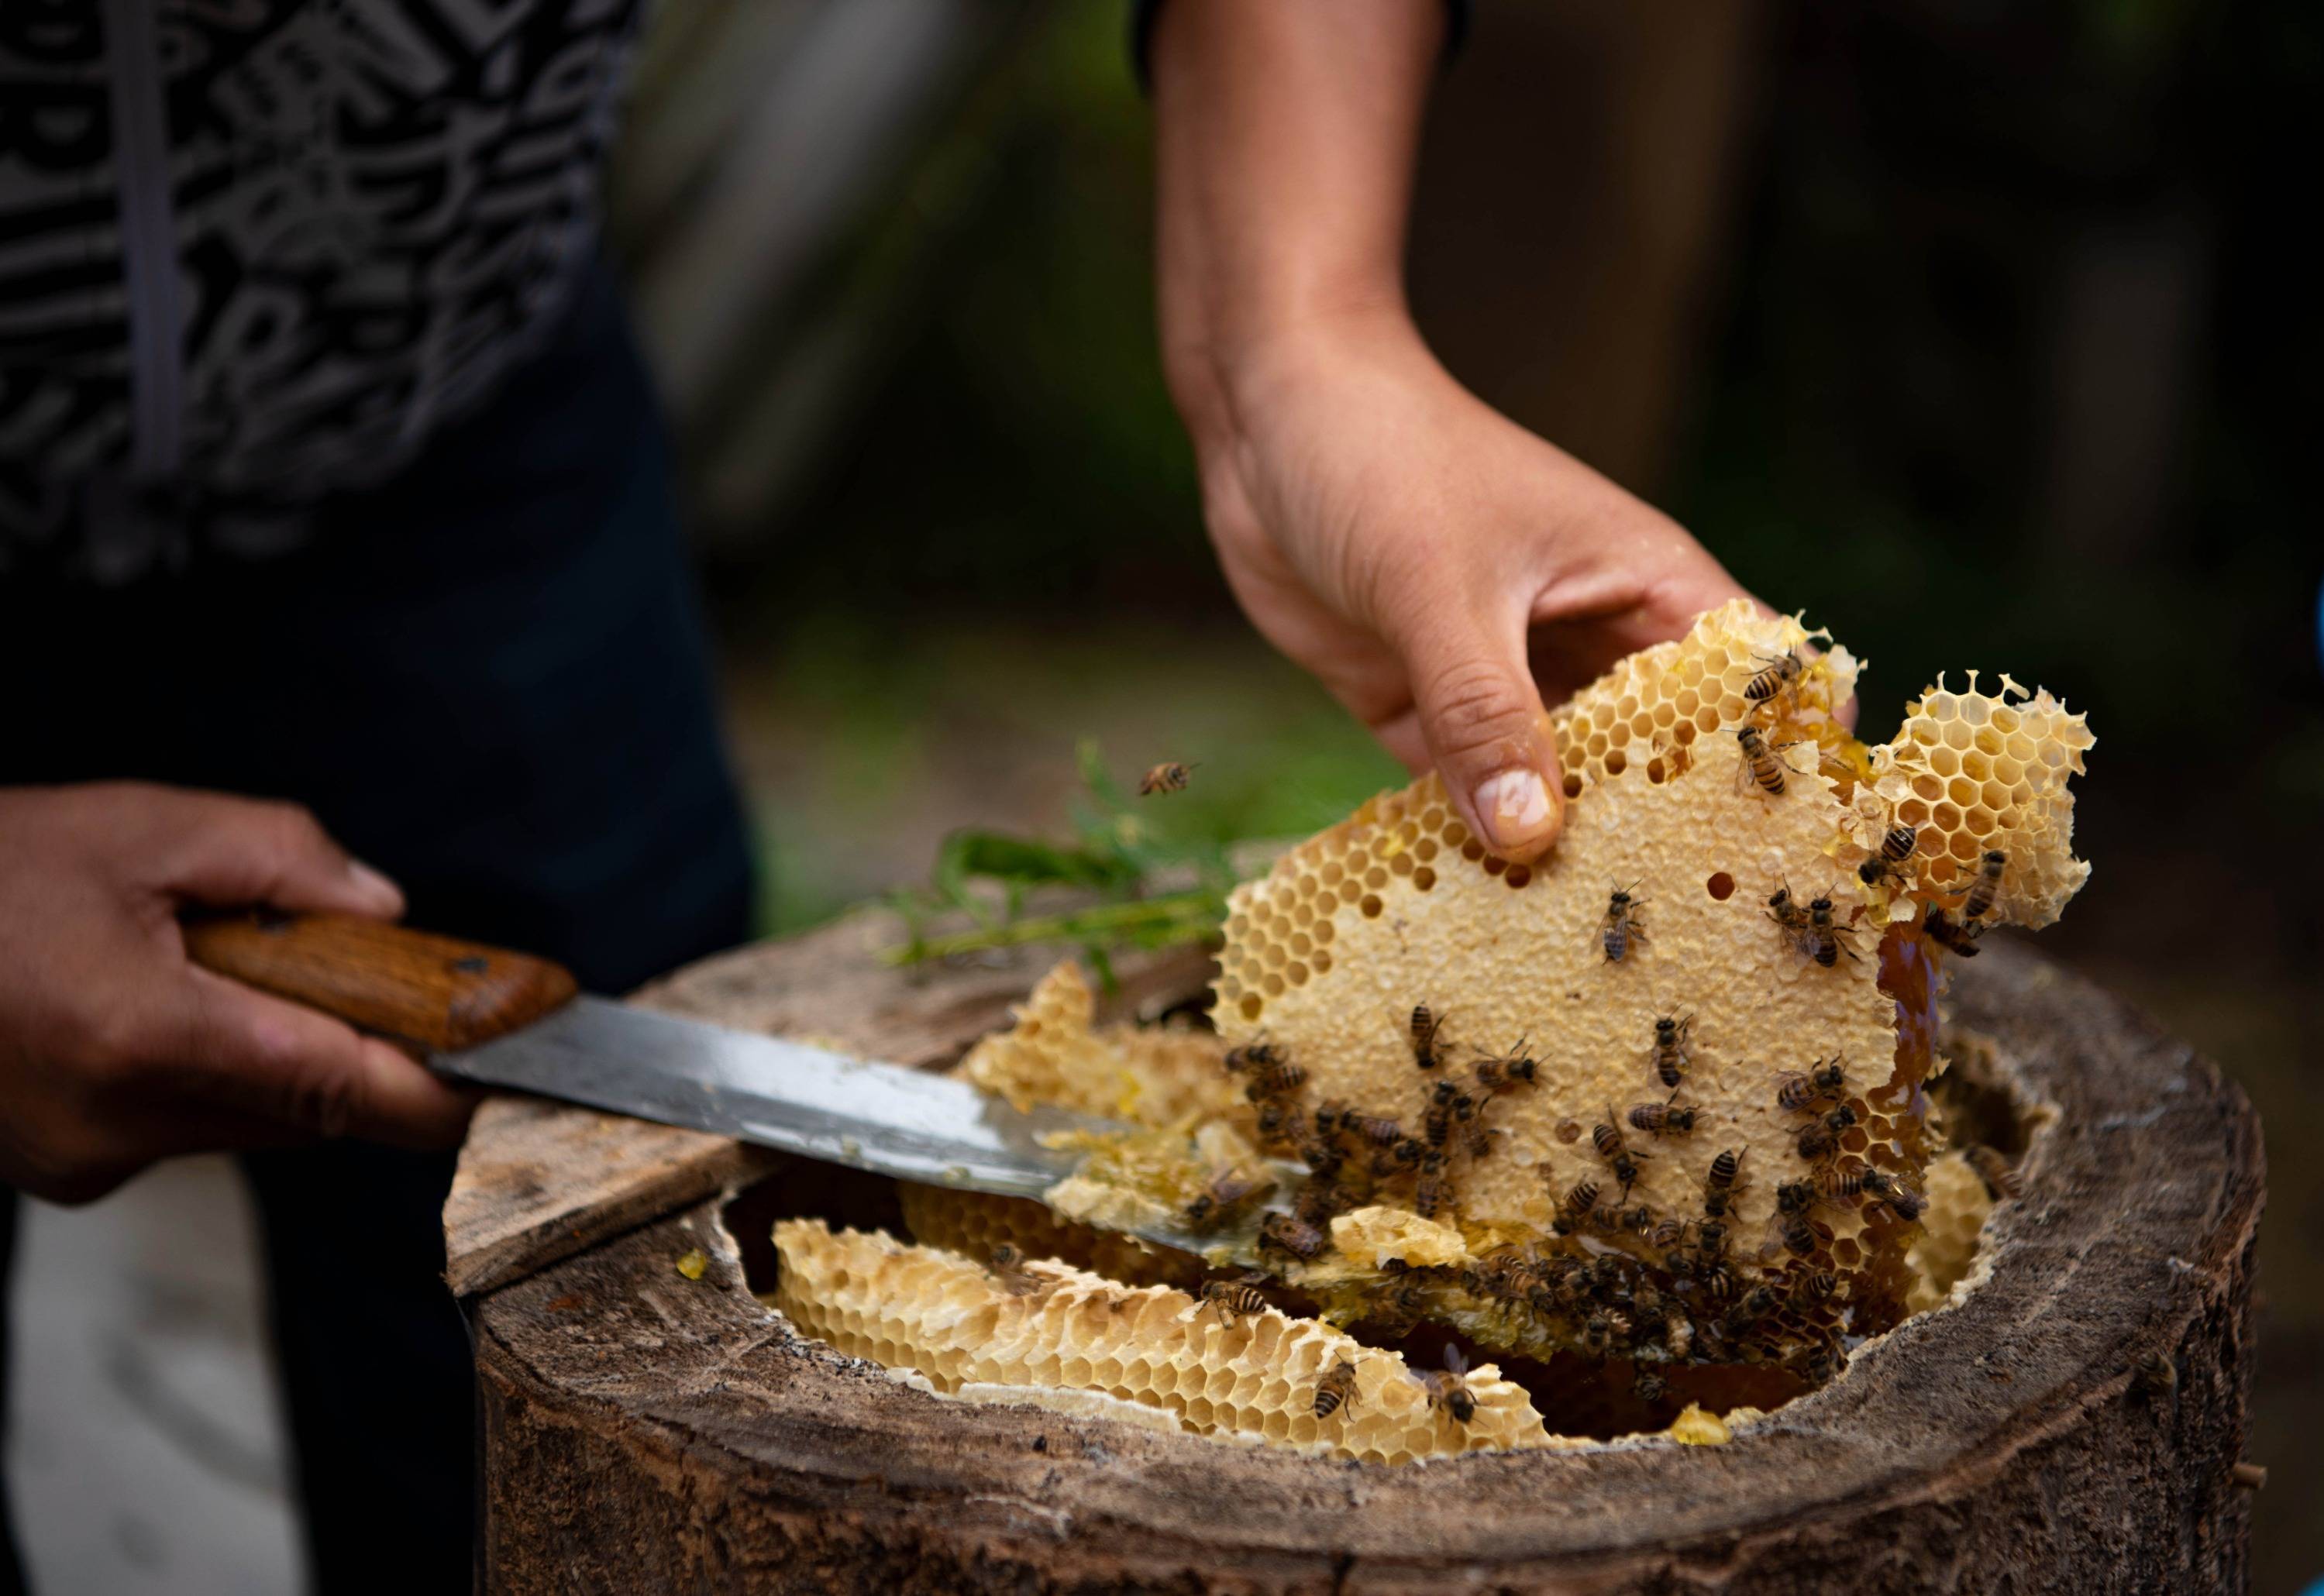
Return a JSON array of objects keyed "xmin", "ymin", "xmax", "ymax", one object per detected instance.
[{"xmin": 468, "ymin": 936, "xmax": 2260, "ymax": 1594}]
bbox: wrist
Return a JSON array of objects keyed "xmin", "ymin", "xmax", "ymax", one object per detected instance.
[{"xmin": 1165, "ymin": 293, "xmax": 1436, "ymax": 464}]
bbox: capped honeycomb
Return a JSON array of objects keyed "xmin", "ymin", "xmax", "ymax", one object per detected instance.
[
  {"xmin": 1200, "ymin": 600, "xmax": 2088, "ymax": 1373},
  {"xmin": 956, "ymin": 961, "xmax": 1237, "ymax": 1126},
  {"xmin": 774, "ymin": 1219, "xmax": 1554, "ymax": 1464}
]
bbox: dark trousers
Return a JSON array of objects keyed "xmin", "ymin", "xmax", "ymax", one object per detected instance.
[{"xmin": 0, "ymin": 263, "xmax": 756, "ymax": 1594}]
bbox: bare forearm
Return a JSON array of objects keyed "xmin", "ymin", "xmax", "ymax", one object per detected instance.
[{"xmin": 1149, "ymin": 0, "xmax": 1446, "ymax": 445}]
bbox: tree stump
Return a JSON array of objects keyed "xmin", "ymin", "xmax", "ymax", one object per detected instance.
[{"xmin": 453, "ymin": 922, "xmax": 2262, "ymax": 1594}]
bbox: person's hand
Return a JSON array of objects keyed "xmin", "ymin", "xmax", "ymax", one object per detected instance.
[
  {"xmin": 0, "ymin": 783, "xmax": 477, "ymax": 1202},
  {"xmin": 1148, "ymin": 0, "xmax": 1754, "ymax": 863},
  {"xmin": 1189, "ymin": 309, "xmax": 1753, "ymax": 862}
]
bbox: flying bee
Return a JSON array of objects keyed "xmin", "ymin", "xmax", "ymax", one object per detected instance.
[
  {"xmin": 1805, "ymin": 892, "xmax": 1861, "ymax": 967},
  {"xmin": 986, "ymin": 1244, "xmax": 1045, "ymax": 1297},
  {"xmin": 1474, "ymin": 1040, "xmax": 1537, "ymax": 1093},
  {"xmin": 1138, "ymin": 761, "xmax": 1196, "ymax": 795},
  {"xmin": 1857, "ymin": 822, "xmax": 1921, "ymax": 889},
  {"xmin": 1628, "ymin": 1092, "xmax": 1698, "ymax": 1137},
  {"xmin": 1703, "ymin": 1147, "xmax": 1747, "ymax": 1218},
  {"xmin": 1313, "ymin": 1359, "xmax": 1359, "ymax": 1420},
  {"xmin": 1197, "ymin": 1274, "xmax": 1270, "ymax": 1323},
  {"xmin": 1649, "ymin": 1010, "xmax": 1694, "ymax": 1089},
  {"xmin": 1553, "ymin": 1176, "xmax": 1602, "ymax": 1237},
  {"xmin": 1600, "ymin": 882, "xmax": 1648, "ymax": 962},
  {"xmin": 1241, "ymin": 1057, "xmax": 1307, "ymax": 1100},
  {"xmin": 1965, "ymin": 1144, "xmax": 2023, "ymax": 1202},
  {"xmin": 1791, "ymin": 1269, "xmax": 1839, "ymax": 1310},
  {"xmin": 1744, "ymin": 649, "xmax": 1806, "ymax": 708},
  {"xmin": 1414, "ymin": 1151, "xmax": 1452, "ymax": 1220},
  {"xmin": 1922, "ymin": 905, "xmax": 1983, "ymax": 957},
  {"xmin": 1257, "ymin": 1212, "xmax": 1328, "ymax": 1262},
  {"xmin": 1958, "ymin": 848, "xmax": 2007, "ymax": 924},
  {"xmin": 1420, "ymin": 1346, "xmax": 1476, "ymax": 1425},
  {"xmin": 1736, "ymin": 724, "xmax": 1808, "ymax": 796},
  {"xmin": 1592, "ymin": 1106, "xmax": 1651, "ymax": 1194},
  {"xmin": 1408, "ymin": 1004, "xmax": 1451, "ymax": 1070},
  {"xmin": 1183, "ymin": 1168, "xmax": 1272, "ymax": 1230}
]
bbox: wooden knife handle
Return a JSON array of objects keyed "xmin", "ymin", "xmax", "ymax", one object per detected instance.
[{"xmin": 184, "ymin": 911, "xmax": 579, "ymax": 1054}]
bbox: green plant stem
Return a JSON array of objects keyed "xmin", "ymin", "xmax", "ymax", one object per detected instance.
[{"xmin": 880, "ymin": 890, "xmax": 1222, "ymax": 965}]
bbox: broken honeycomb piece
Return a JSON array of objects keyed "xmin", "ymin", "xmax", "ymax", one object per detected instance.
[
  {"xmin": 896, "ymin": 1180, "xmax": 1206, "ymax": 1291},
  {"xmin": 1861, "ymin": 673, "xmax": 2094, "ymax": 927},
  {"xmin": 773, "ymin": 1219, "xmax": 1555, "ymax": 1464},
  {"xmin": 1904, "ymin": 1151, "xmax": 1996, "ymax": 1314},
  {"xmin": 955, "ymin": 961, "xmax": 1238, "ymax": 1127},
  {"xmin": 1210, "ymin": 600, "xmax": 2088, "ymax": 1371}
]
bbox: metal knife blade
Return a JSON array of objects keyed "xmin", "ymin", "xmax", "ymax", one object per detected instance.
[{"xmin": 436, "ymin": 996, "xmax": 1258, "ymax": 1255}]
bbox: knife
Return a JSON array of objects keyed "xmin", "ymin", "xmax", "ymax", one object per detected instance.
[{"xmin": 184, "ymin": 912, "xmax": 1268, "ymax": 1257}]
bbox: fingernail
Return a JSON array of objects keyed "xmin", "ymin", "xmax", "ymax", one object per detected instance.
[
  {"xmin": 347, "ymin": 859, "xmax": 405, "ymax": 914},
  {"xmin": 1473, "ymin": 768, "xmax": 1558, "ymax": 858}
]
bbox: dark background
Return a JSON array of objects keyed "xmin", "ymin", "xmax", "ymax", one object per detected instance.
[{"xmin": 607, "ymin": 1, "xmax": 2321, "ymax": 1584}]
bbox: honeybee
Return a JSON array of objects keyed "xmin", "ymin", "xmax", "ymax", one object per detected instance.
[
  {"xmin": 1408, "ymin": 1004, "xmax": 1451, "ymax": 1070},
  {"xmin": 1648, "ymin": 1217, "xmax": 1692, "ymax": 1250},
  {"xmin": 1804, "ymin": 893, "xmax": 1861, "ymax": 967},
  {"xmin": 1649, "ymin": 1010, "xmax": 1694, "ymax": 1089},
  {"xmin": 1628, "ymin": 1092, "xmax": 1698, "ymax": 1137},
  {"xmin": 1552, "ymin": 1176, "xmax": 1602, "ymax": 1237},
  {"xmin": 1198, "ymin": 1274, "xmax": 1270, "ymax": 1323},
  {"xmin": 1313, "ymin": 1359, "xmax": 1359, "ymax": 1420},
  {"xmin": 1823, "ymin": 1102, "xmax": 1859, "ymax": 1134},
  {"xmin": 1254, "ymin": 1100, "xmax": 1297, "ymax": 1150},
  {"xmin": 1767, "ymin": 882, "xmax": 1809, "ymax": 936},
  {"xmin": 1775, "ymin": 1071, "xmax": 1825, "ymax": 1113},
  {"xmin": 1965, "ymin": 1144, "xmax": 2023, "ymax": 1202},
  {"xmin": 1774, "ymin": 1179, "xmax": 1820, "ymax": 1216},
  {"xmin": 1223, "ymin": 1038, "xmax": 1284, "ymax": 1075},
  {"xmin": 1922, "ymin": 906, "xmax": 1983, "ymax": 957},
  {"xmin": 1697, "ymin": 1261, "xmax": 1736, "ymax": 1303},
  {"xmin": 1293, "ymin": 1126, "xmax": 1345, "ymax": 1182},
  {"xmin": 1475, "ymin": 1040, "xmax": 1538, "ymax": 1093},
  {"xmin": 1257, "ymin": 1212, "xmax": 1328, "ymax": 1262},
  {"xmin": 987, "ymin": 1244, "xmax": 1045, "ymax": 1296},
  {"xmin": 1736, "ymin": 725, "xmax": 1807, "ymax": 796},
  {"xmin": 1372, "ymin": 1136, "xmax": 1426, "ymax": 1178},
  {"xmin": 1138, "ymin": 761, "xmax": 1196, "ymax": 795},
  {"xmin": 1420, "ymin": 1346, "xmax": 1476, "ymax": 1425},
  {"xmin": 1958, "ymin": 848, "xmax": 2006, "ymax": 923},
  {"xmin": 1792, "ymin": 1340, "xmax": 1843, "ymax": 1386},
  {"xmin": 1885, "ymin": 1188, "xmax": 1927, "ymax": 1223},
  {"xmin": 1600, "ymin": 882, "xmax": 1648, "ymax": 962},
  {"xmin": 1241, "ymin": 1058, "xmax": 1307, "ymax": 1099},
  {"xmin": 1810, "ymin": 1055, "xmax": 1848, "ymax": 1098},
  {"xmin": 1796, "ymin": 1121, "xmax": 1838, "ymax": 1162},
  {"xmin": 1620, "ymin": 1203, "xmax": 1657, "ymax": 1234},
  {"xmin": 1414, "ymin": 1151, "xmax": 1452, "ymax": 1220},
  {"xmin": 1183, "ymin": 1168, "xmax": 1272, "ymax": 1230},
  {"xmin": 2135, "ymin": 1349, "xmax": 2178, "ymax": 1398},
  {"xmin": 1694, "ymin": 1219, "xmax": 1730, "ymax": 1259},
  {"xmin": 1325, "ymin": 1102, "xmax": 1403, "ymax": 1147},
  {"xmin": 1633, "ymin": 1367, "xmax": 1669, "ymax": 1405},
  {"xmin": 1778, "ymin": 1211, "xmax": 1819, "ymax": 1257},
  {"xmin": 1737, "ymin": 1283, "xmax": 1778, "ymax": 1321},
  {"xmin": 1592, "ymin": 1106, "xmax": 1651, "ymax": 1194},
  {"xmin": 1744, "ymin": 649, "xmax": 1806, "ymax": 709},
  {"xmin": 1857, "ymin": 822, "xmax": 1920, "ymax": 889},
  {"xmin": 1422, "ymin": 1079, "xmax": 1465, "ymax": 1149},
  {"xmin": 1813, "ymin": 1163, "xmax": 1896, "ymax": 1202},
  {"xmin": 1703, "ymin": 1147, "xmax": 1747, "ymax": 1218},
  {"xmin": 1791, "ymin": 1269, "xmax": 1839, "ymax": 1310}
]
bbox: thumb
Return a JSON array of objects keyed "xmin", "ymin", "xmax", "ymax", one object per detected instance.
[{"xmin": 1388, "ymin": 593, "xmax": 1565, "ymax": 864}]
